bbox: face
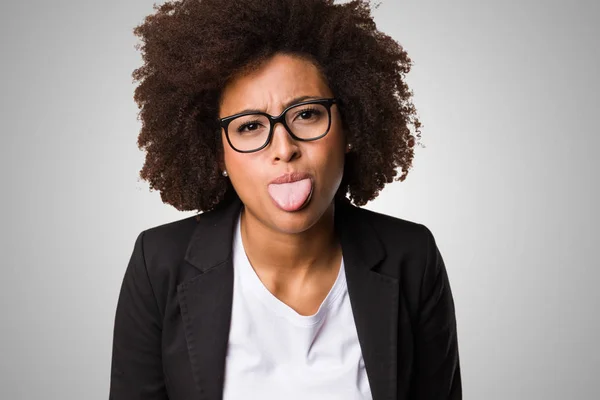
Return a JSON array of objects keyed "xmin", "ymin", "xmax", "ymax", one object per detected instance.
[{"xmin": 218, "ymin": 53, "xmax": 347, "ymax": 234}]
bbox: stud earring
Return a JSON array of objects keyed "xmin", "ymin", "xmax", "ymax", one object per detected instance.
[
  {"xmin": 347, "ymin": 143, "xmax": 353, "ymax": 151},
  {"xmin": 222, "ymin": 170, "xmax": 228, "ymax": 177}
]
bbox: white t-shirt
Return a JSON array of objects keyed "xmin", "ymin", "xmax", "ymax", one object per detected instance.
[{"xmin": 222, "ymin": 210, "xmax": 373, "ymax": 399}]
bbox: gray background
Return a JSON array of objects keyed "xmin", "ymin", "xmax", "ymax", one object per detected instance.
[{"xmin": 1, "ymin": 0, "xmax": 598, "ymax": 398}]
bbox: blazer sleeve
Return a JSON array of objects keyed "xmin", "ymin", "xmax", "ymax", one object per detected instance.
[
  {"xmin": 109, "ymin": 231, "xmax": 169, "ymax": 399},
  {"xmin": 410, "ymin": 225, "xmax": 462, "ymax": 399}
]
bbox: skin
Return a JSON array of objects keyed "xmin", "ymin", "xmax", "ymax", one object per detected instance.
[{"xmin": 218, "ymin": 53, "xmax": 349, "ymax": 315}]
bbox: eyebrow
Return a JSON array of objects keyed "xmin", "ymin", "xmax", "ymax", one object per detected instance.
[{"xmin": 232, "ymin": 95, "xmax": 321, "ymax": 116}]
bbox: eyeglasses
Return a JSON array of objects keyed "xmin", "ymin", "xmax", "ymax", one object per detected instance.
[{"xmin": 218, "ymin": 98, "xmax": 338, "ymax": 153}]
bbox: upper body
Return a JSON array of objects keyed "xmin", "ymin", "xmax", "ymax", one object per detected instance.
[
  {"xmin": 110, "ymin": 0, "xmax": 461, "ymax": 398},
  {"xmin": 110, "ymin": 195, "xmax": 461, "ymax": 400}
]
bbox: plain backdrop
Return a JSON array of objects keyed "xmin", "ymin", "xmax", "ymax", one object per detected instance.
[{"xmin": 1, "ymin": 0, "xmax": 598, "ymax": 399}]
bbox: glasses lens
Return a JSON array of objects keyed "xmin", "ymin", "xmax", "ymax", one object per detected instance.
[
  {"xmin": 286, "ymin": 102, "xmax": 330, "ymax": 140},
  {"xmin": 227, "ymin": 114, "xmax": 271, "ymax": 152}
]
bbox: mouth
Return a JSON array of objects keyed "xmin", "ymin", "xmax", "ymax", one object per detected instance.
[
  {"xmin": 269, "ymin": 171, "xmax": 313, "ymax": 185},
  {"xmin": 267, "ymin": 172, "xmax": 314, "ymax": 212}
]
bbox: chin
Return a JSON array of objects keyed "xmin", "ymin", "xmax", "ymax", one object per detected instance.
[
  {"xmin": 268, "ymin": 197, "xmax": 335, "ymax": 234},
  {"xmin": 267, "ymin": 207, "xmax": 319, "ymax": 234}
]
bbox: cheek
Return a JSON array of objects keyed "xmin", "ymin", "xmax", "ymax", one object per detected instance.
[
  {"xmin": 222, "ymin": 133, "xmax": 244, "ymax": 171},
  {"xmin": 306, "ymin": 131, "xmax": 345, "ymax": 191},
  {"xmin": 223, "ymin": 148, "xmax": 263, "ymax": 195},
  {"xmin": 224, "ymin": 151, "xmax": 249, "ymax": 178},
  {"xmin": 321, "ymin": 128, "xmax": 346, "ymax": 167}
]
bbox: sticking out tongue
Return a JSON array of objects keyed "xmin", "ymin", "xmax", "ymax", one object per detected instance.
[{"xmin": 267, "ymin": 178, "xmax": 313, "ymax": 212}]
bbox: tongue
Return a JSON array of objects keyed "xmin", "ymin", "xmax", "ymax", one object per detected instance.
[{"xmin": 268, "ymin": 178, "xmax": 312, "ymax": 212}]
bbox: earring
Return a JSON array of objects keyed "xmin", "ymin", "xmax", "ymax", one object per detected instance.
[
  {"xmin": 222, "ymin": 170, "xmax": 228, "ymax": 177},
  {"xmin": 347, "ymin": 143, "xmax": 353, "ymax": 151}
]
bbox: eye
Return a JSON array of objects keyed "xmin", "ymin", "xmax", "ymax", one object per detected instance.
[
  {"xmin": 237, "ymin": 120, "xmax": 263, "ymax": 133},
  {"xmin": 294, "ymin": 107, "xmax": 322, "ymax": 121}
]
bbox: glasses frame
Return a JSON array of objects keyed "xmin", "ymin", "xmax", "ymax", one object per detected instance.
[{"xmin": 218, "ymin": 98, "xmax": 339, "ymax": 153}]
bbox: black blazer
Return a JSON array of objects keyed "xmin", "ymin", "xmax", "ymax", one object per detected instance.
[{"xmin": 109, "ymin": 196, "xmax": 461, "ymax": 400}]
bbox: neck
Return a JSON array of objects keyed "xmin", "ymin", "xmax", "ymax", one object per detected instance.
[{"xmin": 239, "ymin": 201, "xmax": 340, "ymax": 282}]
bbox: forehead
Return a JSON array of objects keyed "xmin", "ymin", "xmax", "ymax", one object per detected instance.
[{"xmin": 219, "ymin": 53, "xmax": 333, "ymax": 116}]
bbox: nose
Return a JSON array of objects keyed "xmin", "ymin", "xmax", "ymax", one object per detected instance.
[{"xmin": 269, "ymin": 121, "xmax": 299, "ymax": 162}]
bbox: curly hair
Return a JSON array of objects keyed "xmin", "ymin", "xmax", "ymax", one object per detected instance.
[{"xmin": 132, "ymin": 0, "xmax": 421, "ymax": 212}]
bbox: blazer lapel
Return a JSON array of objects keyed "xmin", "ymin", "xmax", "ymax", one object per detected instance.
[
  {"xmin": 335, "ymin": 199, "xmax": 399, "ymax": 400},
  {"xmin": 178, "ymin": 197, "xmax": 243, "ymax": 400},
  {"xmin": 178, "ymin": 196, "xmax": 399, "ymax": 400}
]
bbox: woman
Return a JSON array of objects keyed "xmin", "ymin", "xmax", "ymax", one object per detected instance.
[{"xmin": 109, "ymin": 0, "xmax": 461, "ymax": 399}]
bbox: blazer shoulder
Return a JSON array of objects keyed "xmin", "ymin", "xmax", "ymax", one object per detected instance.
[
  {"xmin": 353, "ymin": 205, "xmax": 432, "ymax": 247},
  {"xmin": 142, "ymin": 214, "xmax": 199, "ymax": 250},
  {"xmin": 132, "ymin": 214, "xmax": 201, "ymax": 278},
  {"xmin": 351, "ymin": 206, "xmax": 441, "ymax": 283}
]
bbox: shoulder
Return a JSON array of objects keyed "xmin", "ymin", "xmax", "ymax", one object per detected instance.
[
  {"xmin": 131, "ymin": 214, "xmax": 200, "ymax": 283},
  {"xmin": 348, "ymin": 205, "xmax": 442, "ymax": 292},
  {"xmin": 351, "ymin": 205, "xmax": 435, "ymax": 251},
  {"xmin": 126, "ymin": 214, "xmax": 206, "ymax": 313},
  {"xmin": 141, "ymin": 214, "xmax": 199, "ymax": 256}
]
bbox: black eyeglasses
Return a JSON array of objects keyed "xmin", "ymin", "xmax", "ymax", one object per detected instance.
[{"xmin": 218, "ymin": 98, "xmax": 338, "ymax": 153}]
